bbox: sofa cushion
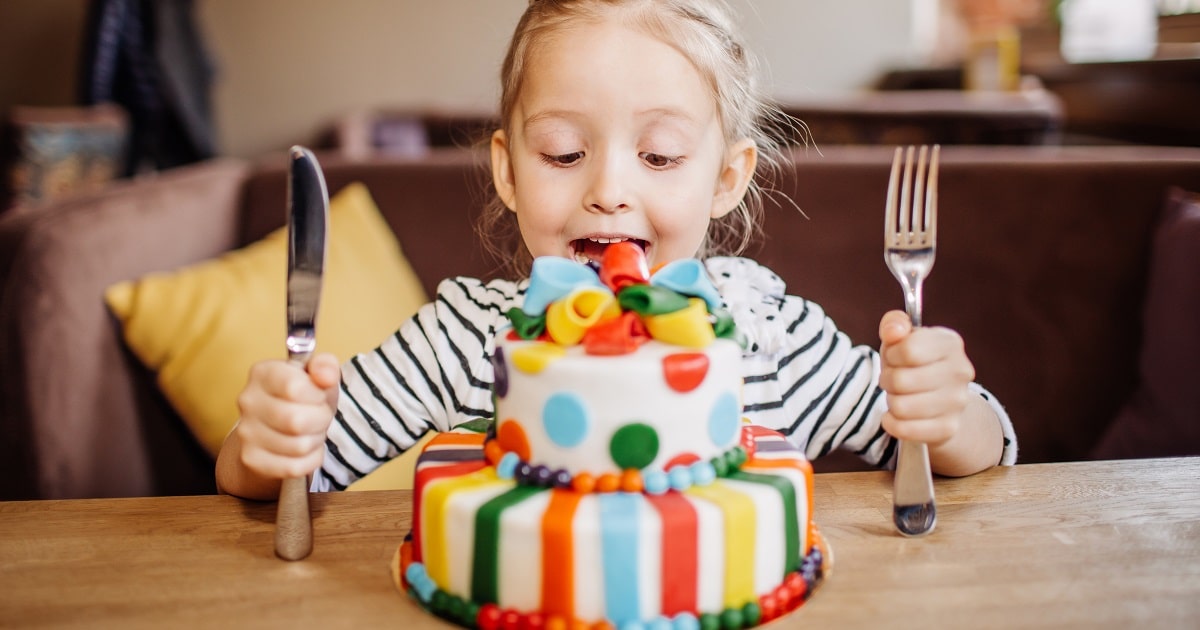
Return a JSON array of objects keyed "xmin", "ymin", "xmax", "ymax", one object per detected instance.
[
  {"xmin": 104, "ymin": 182, "xmax": 428, "ymax": 456},
  {"xmin": 1093, "ymin": 187, "xmax": 1200, "ymax": 459}
]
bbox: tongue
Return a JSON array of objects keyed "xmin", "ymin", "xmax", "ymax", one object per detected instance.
[{"xmin": 578, "ymin": 239, "xmax": 612, "ymax": 262}]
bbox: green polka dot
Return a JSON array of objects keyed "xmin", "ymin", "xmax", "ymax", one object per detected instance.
[{"xmin": 609, "ymin": 423, "xmax": 659, "ymax": 470}]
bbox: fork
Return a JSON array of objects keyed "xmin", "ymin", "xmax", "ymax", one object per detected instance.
[{"xmin": 884, "ymin": 144, "xmax": 939, "ymax": 537}]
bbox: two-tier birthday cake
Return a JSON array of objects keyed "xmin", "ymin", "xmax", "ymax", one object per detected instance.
[{"xmin": 393, "ymin": 242, "xmax": 827, "ymax": 629}]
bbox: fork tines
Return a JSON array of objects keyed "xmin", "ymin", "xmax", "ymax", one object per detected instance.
[{"xmin": 885, "ymin": 145, "xmax": 940, "ymax": 249}]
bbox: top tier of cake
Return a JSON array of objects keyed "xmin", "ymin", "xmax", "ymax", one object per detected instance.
[{"xmin": 488, "ymin": 242, "xmax": 747, "ymax": 484}]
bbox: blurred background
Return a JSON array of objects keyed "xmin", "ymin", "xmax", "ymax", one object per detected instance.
[{"xmin": 1, "ymin": 0, "xmax": 1198, "ymax": 205}]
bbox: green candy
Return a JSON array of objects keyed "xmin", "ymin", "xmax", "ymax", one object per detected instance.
[
  {"xmin": 742, "ymin": 602, "xmax": 762, "ymax": 627},
  {"xmin": 617, "ymin": 284, "xmax": 690, "ymax": 315},
  {"xmin": 711, "ymin": 454, "xmax": 730, "ymax": 477},
  {"xmin": 699, "ymin": 613, "xmax": 722, "ymax": 630},
  {"xmin": 720, "ymin": 607, "xmax": 745, "ymax": 630},
  {"xmin": 505, "ymin": 307, "xmax": 546, "ymax": 339}
]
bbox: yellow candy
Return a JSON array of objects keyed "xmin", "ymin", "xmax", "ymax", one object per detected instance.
[
  {"xmin": 643, "ymin": 298, "xmax": 715, "ymax": 348},
  {"xmin": 545, "ymin": 286, "xmax": 620, "ymax": 346},
  {"xmin": 511, "ymin": 342, "xmax": 566, "ymax": 374}
]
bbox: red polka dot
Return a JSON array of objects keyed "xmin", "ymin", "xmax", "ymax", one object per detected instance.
[
  {"xmin": 662, "ymin": 353, "xmax": 709, "ymax": 392},
  {"xmin": 496, "ymin": 419, "xmax": 531, "ymax": 462}
]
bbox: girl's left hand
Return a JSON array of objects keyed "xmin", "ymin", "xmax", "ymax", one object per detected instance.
[{"xmin": 877, "ymin": 309, "xmax": 976, "ymax": 446}]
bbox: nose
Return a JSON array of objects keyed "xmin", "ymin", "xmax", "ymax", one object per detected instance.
[{"xmin": 583, "ymin": 152, "xmax": 631, "ymax": 215}]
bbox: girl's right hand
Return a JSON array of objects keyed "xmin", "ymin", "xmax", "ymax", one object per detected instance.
[{"xmin": 232, "ymin": 352, "xmax": 341, "ymax": 480}]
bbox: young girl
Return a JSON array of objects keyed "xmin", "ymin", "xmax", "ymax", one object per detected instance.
[{"xmin": 216, "ymin": 0, "xmax": 1016, "ymax": 500}]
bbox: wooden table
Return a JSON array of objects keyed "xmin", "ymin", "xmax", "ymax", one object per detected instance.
[{"xmin": 2, "ymin": 458, "xmax": 1197, "ymax": 629}]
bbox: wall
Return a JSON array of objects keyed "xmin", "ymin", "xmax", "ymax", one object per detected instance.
[{"xmin": 1, "ymin": 0, "xmax": 926, "ymax": 158}]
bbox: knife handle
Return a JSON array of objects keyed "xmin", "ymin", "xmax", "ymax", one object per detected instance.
[
  {"xmin": 276, "ymin": 476, "xmax": 312, "ymax": 560},
  {"xmin": 275, "ymin": 353, "xmax": 314, "ymax": 561}
]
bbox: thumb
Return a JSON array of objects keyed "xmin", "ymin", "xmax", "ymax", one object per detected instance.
[
  {"xmin": 878, "ymin": 310, "xmax": 912, "ymax": 347},
  {"xmin": 306, "ymin": 352, "xmax": 342, "ymax": 390}
]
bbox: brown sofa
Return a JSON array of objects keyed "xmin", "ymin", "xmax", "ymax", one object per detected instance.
[{"xmin": 3, "ymin": 145, "xmax": 1199, "ymax": 500}]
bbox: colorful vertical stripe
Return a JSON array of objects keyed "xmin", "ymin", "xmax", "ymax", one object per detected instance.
[
  {"xmin": 598, "ymin": 493, "xmax": 642, "ymax": 624},
  {"xmin": 423, "ymin": 469, "xmax": 503, "ymax": 586},
  {"xmin": 743, "ymin": 454, "xmax": 814, "ymax": 558},
  {"xmin": 444, "ymin": 482, "xmax": 514, "ymax": 597},
  {"xmin": 411, "ymin": 432, "xmax": 488, "ymax": 562},
  {"xmin": 687, "ymin": 482, "xmax": 756, "ymax": 608},
  {"xmin": 728, "ymin": 470, "xmax": 799, "ymax": 578},
  {"xmin": 645, "ymin": 492, "xmax": 698, "ymax": 616},
  {"xmin": 471, "ymin": 486, "xmax": 545, "ymax": 604},
  {"xmin": 541, "ymin": 489, "xmax": 583, "ymax": 618}
]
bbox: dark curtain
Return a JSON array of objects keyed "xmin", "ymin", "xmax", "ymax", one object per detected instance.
[{"xmin": 79, "ymin": 0, "xmax": 217, "ymax": 175}]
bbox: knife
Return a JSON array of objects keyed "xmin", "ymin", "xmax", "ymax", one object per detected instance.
[{"xmin": 275, "ymin": 146, "xmax": 329, "ymax": 561}]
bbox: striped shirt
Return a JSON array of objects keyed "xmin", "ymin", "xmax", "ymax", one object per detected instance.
[{"xmin": 314, "ymin": 257, "xmax": 1016, "ymax": 491}]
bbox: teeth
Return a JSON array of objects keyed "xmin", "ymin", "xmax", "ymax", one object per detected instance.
[
  {"xmin": 573, "ymin": 252, "xmax": 591, "ymax": 264},
  {"xmin": 590, "ymin": 237, "xmax": 628, "ymax": 244}
]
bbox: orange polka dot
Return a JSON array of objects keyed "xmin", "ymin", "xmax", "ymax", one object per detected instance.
[{"xmin": 496, "ymin": 419, "xmax": 531, "ymax": 462}]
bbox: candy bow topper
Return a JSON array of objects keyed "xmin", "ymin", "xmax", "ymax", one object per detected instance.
[{"xmin": 507, "ymin": 241, "xmax": 741, "ymax": 354}]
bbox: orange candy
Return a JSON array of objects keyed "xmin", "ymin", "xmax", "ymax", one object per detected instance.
[
  {"xmin": 619, "ymin": 469, "xmax": 643, "ymax": 493},
  {"xmin": 595, "ymin": 473, "xmax": 621, "ymax": 493},
  {"xmin": 571, "ymin": 473, "xmax": 596, "ymax": 494}
]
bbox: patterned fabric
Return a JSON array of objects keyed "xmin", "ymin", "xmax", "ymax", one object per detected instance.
[
  {"xmin": 314, "ymin": 257, "xmax": 1016, "ymax": 491},
  {"xmin": 3, "ymin": 105, "xmax": 128, "ymax": 209}
]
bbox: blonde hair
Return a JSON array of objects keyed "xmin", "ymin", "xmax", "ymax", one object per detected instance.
[{"xmin": 478, "ymin": 0, "xmax": 792, "ymax": 278}]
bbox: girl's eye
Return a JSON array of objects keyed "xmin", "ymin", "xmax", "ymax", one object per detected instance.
[
  {"xmin": 540, "ymin": 152, "xmax": 584, "ymax": 167},
  {"xmin": 640, "ymin": 152, "xmax": 682, "ymax": 168}
]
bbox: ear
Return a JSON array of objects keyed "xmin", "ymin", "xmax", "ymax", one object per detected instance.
[
  {"xmin": 711, "ymin": 138, "xmax": 758, "ymax": 219},
  {"xmin": 491, "ymin": 129, "xmax": 518, "ymax": 212}
]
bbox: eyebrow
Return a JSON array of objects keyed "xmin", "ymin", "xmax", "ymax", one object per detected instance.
[{"xmin": 522, "ymin": 107, "xmax": 701, "ymax": 130}]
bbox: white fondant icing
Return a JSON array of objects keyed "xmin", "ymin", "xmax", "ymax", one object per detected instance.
[
  {"xmin": 691, "ymin": 496, "xmax": 726, "ymax": 614},
  {"xmin": 636, "ymin": 496, "xmax": 664, "ymax": 619},
  {"xmin": 444, "ymin": 482, "xmax": 513, "ymax": 597},
  {"xmin": 741, "ymin": 464, "xmax": 810, "ymax": 558},
  {"xmin": 497, "ymin": 491, "xmax": 552, "ymax": 611},
  {"xmin": 496, "ymin": 337, "xmax": 744, "ymax": 476},
  {"xmin": 572, "ymin": 496, "xmax": 605, "ymax": 621}
]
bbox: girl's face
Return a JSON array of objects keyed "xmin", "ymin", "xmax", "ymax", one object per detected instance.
[{"xmin": 491, "ymin": 16, "xmax": 757, "ymax": 270}]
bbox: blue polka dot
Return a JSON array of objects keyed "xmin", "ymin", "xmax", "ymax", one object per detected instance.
[
  {"xmin": 708, "ymin": 391, "xmax": 740, "ymax": 447},
  {"xmin": 543, "ymin": 392, "xmax": 590, "ymax": 447}
]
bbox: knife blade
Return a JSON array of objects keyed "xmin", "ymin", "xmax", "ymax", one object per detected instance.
[{"xmin": 275, "ymin": 145, "xmax": 329, "ymax": 561}]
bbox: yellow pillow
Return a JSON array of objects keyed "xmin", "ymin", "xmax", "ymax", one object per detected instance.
[{"xmin": 105, "ymin": 183, "xmax": 429, "ymax": 469}]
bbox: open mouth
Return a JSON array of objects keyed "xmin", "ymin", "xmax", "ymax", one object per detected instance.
[{"xmin": 570, "ymin": 237, "xmax": 648, "ymax": 265}]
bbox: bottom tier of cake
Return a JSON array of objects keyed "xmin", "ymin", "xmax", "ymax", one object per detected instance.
[{"xmin": 393, "ymin": 425, "xmax": 830, "ymax": 629}]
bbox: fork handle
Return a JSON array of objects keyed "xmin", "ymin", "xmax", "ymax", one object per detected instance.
[
  {"xmin": 893, "ymin": 440, "xmax": 936, "ymax": 536},
  {"xmin": 902, "ymin": 280, "xmax": 924, "ymax": 328}
]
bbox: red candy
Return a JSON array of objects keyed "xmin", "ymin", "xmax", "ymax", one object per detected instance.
[
  {"xmin": 501, "ymin": 609, "xmax": 522, "ymax": 630},
  {"xmin": 521, "ymin": 612, "xmax": 546, "ymax": 630},
  {"xmin": 477, "ymin": 604, "xmax": 502, "ymax": 630}
]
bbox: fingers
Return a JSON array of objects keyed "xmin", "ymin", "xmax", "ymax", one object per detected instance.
[
  {"xmin": 235, "ymin": 357, "xmax": 340, "ymax": 479},
  {"xmin": 881, "ymin": 411, "xmax": 959, "ymax": 445},
  {"xmin": 881, "ymin": 326, "xmax": 974, "ymax": 376},
  {"xmin": 879, "ymin": 321, "xmax": 975, "ymax": 447},
  {"xmin": 878, "ymin": 309, "xmax": 911, "ymax": 346},
  {"xmin": 307, "ymin": 352, "xmax": 342, "ymax": 390}
]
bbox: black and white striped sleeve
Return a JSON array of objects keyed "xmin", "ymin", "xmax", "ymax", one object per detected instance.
[
  {"xmin": 312, "ymin": 276, "xmax": 521, "ymax": 491},
  {"xmin": 709, "ymin": 256, "xmax": 1016, "ymax": 470}
]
